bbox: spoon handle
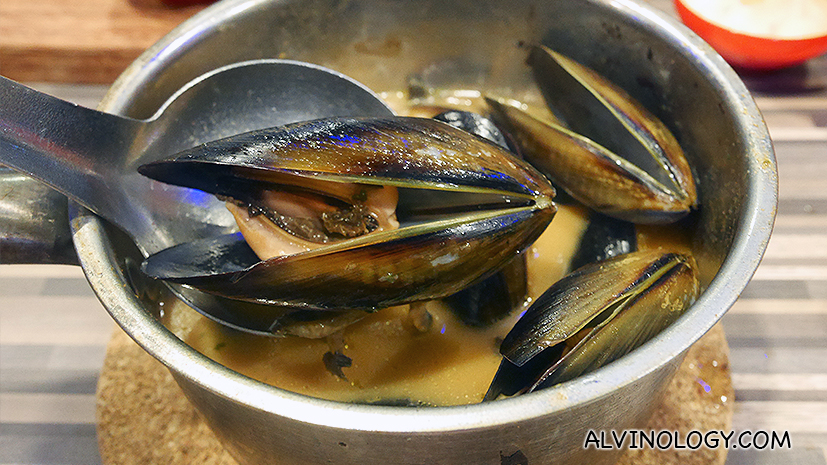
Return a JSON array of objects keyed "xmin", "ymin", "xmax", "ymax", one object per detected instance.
[{"xmin": 0, "ymin": 76, "xmax": 143, "ymax": 222}]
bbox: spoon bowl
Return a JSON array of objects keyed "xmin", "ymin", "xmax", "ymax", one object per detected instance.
[{"xmin": 0, "ymin": 59, "xmax": 393, "ymax": 332}]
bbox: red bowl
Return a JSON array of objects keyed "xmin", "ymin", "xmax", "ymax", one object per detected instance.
[{"xmin": 675, "ymin": 0, "xmax": 827, "ymax": 70}]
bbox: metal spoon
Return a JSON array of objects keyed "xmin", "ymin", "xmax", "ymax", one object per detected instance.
[{"xmin": 0, "ymin": 59, "xmax": 393, "ymax": 334}]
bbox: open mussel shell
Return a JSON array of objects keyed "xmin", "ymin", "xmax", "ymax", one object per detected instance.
[
  {"xmin": 139, "ymin": 117, "xmax": 556, "ymax": 311},
  {"xmin": 485, "ymin": 249, "xmax": 699, "ymax": 400},
  {"xmin": 485, "ymin": 45, "xmax": 698, "ymax": 224}
]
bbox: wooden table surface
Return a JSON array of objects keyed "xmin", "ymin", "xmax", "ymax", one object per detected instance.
[
  {"xmin": 0, "ymin": 0, "xmax": 206, "ymax": 83},
  {"xmin": 1, "ymin": 1, "xmax": 827, "ymax": 464}
]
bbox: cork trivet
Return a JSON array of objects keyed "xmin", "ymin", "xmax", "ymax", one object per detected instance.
[{"xmin": 96, "ymin": 323, "xmax": 732, "ymax": 465}]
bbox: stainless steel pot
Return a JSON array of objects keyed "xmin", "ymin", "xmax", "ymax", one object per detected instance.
[{"xmin": 1, "ymin": 0, "xmax": 777, "ymax": 464}]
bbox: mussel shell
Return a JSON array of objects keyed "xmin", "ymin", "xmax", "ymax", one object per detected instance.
[
  {"xmin": 433, "ymin": 110, "xmax": 520, "ymax": 155},
  {"xmin": 499, "ymin": 250, "xmax": 696, "ymax": 366},
  {"xmin": 536, "ymin": 255, "xmax": 697, "ymax": 388},
  {"xmin": 139, "ymin": 117, "xmax": 556, "ymax": 311},
  {"xmin": 139, "ymin": 117, "xmax": 552, "ymax": 200},
  {"xmin": 568, "ymin": 212, "xmax": 636, "ymax": 271},
  {"xmin": 486, "ymin": 97, "xmax": 690, "ymax": 224},
  {"xmin": 143, "ymin": 206, "xmax": 552, "ymax": 310},
  {"xmin": 483, "ymin": 44, "xmax": 698, "ymax": 224},
  {"xmin": 526, "ymin": 45, "xmax": 697, "ymax": 208},
  {"xmin": 485, "ymin": 250, "xmax": 698, "ymax": 400},
  {"xmin": 442, "ymin": 253, "xmax": 527, "ymax": 327}
]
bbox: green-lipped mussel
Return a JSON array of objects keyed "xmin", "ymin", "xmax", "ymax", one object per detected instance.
[{"xmin": 139, "ymin": 45, "xmax": 700, "ymax": 405}]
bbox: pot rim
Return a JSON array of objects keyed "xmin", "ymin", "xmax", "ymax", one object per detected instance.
[{"xmin": 74, "ymin": 0, "xmax": 777, "ymax": 433}]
